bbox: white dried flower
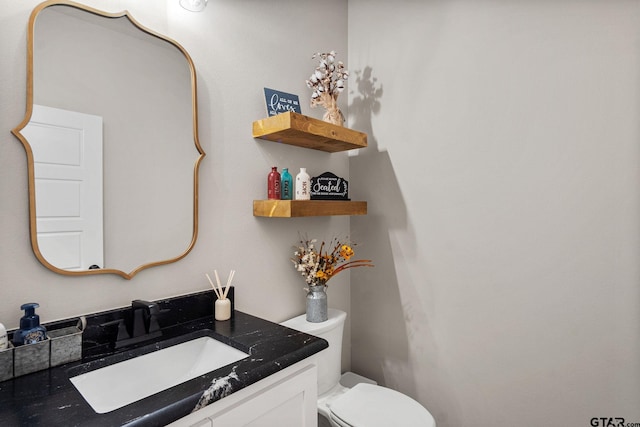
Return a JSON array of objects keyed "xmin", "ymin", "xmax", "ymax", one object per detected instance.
[{"xmin": 305, "ymin": 51, "xmax": 349, "ymax": 119}]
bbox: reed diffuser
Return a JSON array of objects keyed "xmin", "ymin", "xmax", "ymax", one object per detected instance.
[{"xmin": 205, "ymin": 269, "xmax": 235, "ymax": 321}]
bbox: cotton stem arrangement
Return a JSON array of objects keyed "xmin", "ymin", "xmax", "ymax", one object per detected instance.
[{"xmin": 306, "ymin": 51, "xmax": 349, "ymax": 126}]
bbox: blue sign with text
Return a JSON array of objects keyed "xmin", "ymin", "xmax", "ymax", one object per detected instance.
[{"xmin": 264, "ymin": 88, "xmax": 301, "ymax": 116}]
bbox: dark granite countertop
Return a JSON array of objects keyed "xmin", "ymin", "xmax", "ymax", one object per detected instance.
[{"xmin": 0, "ymin": 290, "xmax": 327, "ymax": 426}]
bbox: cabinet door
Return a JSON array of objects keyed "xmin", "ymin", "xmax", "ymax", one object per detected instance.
[
  {"xmin": 168, "ymin": 360, "xmax": 318, "ymax": 427},
  {"xmin": 212, "ymin": 364, "xmax": 317, "ymax": 426}
]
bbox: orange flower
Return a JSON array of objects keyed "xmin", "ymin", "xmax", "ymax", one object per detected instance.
[
  {"xmin": 293, "ymin": 235, "xmax": 373, "ymax": 287},
  {"xmin": 340, "ymin": 245, "xmax": 354, "ymax": 260}
]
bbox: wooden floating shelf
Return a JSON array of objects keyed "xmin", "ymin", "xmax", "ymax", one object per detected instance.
[
  {"xmin": 252, "ymin": 112, "xmax": 368, "ymax": 153},
  {"xmin": 253, "ymin": 200, "xmax": 367, "ymax": 217}
]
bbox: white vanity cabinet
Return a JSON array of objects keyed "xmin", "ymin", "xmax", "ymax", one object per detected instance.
[{"xmin": 168, "ymin": 357, "xmax": 319, "ymax": 427}]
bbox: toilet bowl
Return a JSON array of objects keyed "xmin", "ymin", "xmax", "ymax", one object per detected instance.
[{"xmin": 281, "ymin": 309, "xmax": 436, "ymax": 427}]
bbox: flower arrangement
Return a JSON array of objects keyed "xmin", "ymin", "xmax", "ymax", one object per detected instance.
[
  {"xmin": 292, "ymin": 236, "xmax": 373, "ymax": 288},
  {"xmin": 305, "ymin": 51, "xmax": 349, "ymax": 126}
]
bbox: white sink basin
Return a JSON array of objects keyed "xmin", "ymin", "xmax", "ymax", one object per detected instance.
[{"xmin": 70, "ymin": 336, "xmax": 249, "ymax": 413}]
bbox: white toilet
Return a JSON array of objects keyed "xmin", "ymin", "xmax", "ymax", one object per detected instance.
[{"xmin": 281, "ymin": 309, "xmax": 436, "ymax": 427}]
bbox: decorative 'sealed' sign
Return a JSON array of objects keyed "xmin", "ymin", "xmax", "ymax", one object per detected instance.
[{"xmin": 310, "ymin": 172, "xmax": 349, "ymax": 200}]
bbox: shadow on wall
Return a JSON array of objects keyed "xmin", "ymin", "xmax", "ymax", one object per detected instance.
[{"xmin": 348, "ymin": 66, "xmax": 424, "ymax": 397}]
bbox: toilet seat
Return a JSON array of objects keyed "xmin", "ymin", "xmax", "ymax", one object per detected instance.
[{"xmin": 328, "ymin": 383, "xmax": 436, "ymax": 427}]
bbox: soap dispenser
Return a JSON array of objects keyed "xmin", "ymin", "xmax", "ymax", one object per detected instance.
[
  {"xmin": 0, "ymin": 323, "xmax": 7, "ymax": 350},
  {"xmin": 13, "ymin": 303, "xmax": 47, "ymax": 346}
]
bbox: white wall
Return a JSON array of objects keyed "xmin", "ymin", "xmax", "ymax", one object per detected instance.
[
  {"xmin": 348, "ymin": 1, "xmax": 640, "ymax": 426},
  {"xmin": 0, "ymin": 0, "xmax": 351, "ymax": 369}
]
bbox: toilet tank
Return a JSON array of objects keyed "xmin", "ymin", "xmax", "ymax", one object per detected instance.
[{"xmin": 281, "ymin": 309, "xmax": 346, "ymax": 395}]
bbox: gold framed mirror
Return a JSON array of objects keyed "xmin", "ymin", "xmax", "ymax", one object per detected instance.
[{"xmin": 11, "ymin": 1, "xmax": 205, "ymax": 279}]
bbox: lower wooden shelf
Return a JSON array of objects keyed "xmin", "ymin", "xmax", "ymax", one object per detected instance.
[{"xmin": 253, "ymin": 200, "xmax": 367, "ymax": 217}]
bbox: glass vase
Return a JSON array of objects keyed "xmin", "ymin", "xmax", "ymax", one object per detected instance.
[{"xmin": 306, "ymin": 285, "xmax": 328, "ymax": 323}]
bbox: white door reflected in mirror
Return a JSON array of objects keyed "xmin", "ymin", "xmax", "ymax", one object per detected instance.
[{"xmin": 22, "ymin": 105, "xmax": 104, "ymax": 271}]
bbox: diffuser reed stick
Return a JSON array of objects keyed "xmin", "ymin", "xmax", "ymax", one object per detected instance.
[
  {"xmin": 205, "ymin": 273, "xmax": 222, "ymax": 299},
  {"xmin": 214, "ymin": 270, "xmax": 225, "ymax": 300},
  {"xmin": 223, "ymin": 270, "xmax": 235, "ymax": 299}
]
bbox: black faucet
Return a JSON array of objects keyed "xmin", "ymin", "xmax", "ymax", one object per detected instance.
[
  {"xmin": 102, "ymin": 300, "xmax": 165, "ymax": 348},
  {"xmin": 131, "ymin": 300, "xmax": 162, "ymax": 337}
]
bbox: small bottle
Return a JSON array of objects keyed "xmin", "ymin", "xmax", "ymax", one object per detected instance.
[
  {"xmin": 13, "ymin": 303, "xmax": 47, "ymax": 346},
  {"xmin": 281, "ymin": 168, "xmax": 293, "ymax": 200},
  {"xmin": 0, "ymin": 323, "xmax": 7, "ymax": 350},
  {"xmin": 295, "ymin": 168, "xmax": 311, "ymax": 200},
  {"xmin": 267, "ymin": 167, "xmax": 281, "ymax": 200}
]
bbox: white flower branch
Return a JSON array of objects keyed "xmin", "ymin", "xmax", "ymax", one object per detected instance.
[{"xmin": 305, "ymin": 51, "xmax": 349, "ymax": 125}]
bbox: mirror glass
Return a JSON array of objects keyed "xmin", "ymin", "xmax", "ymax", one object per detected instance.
[{"xmin": 12, "ymin": 2, "xmax": 205, "ymax": 279}]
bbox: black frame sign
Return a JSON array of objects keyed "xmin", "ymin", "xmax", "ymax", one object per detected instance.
[
  {"xmin": 263, "ymin": 88, "xmax": 301, "ymax": 117},
  {"xmin": 310, "ymin": 172, "xmax": 349, "ymax": 200}
]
